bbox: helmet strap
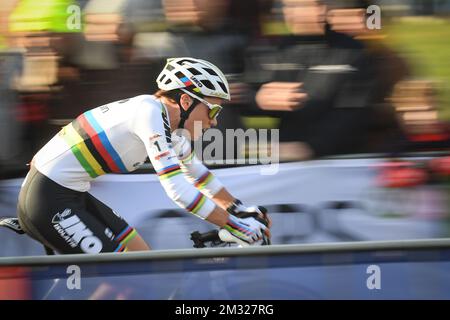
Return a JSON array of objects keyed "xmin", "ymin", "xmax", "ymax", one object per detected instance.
[{"xmin": 177, "ymin": 95, "xmax": 201, "ymax": 129}]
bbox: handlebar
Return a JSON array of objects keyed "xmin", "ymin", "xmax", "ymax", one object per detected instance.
[
  {"xmin": 190, "ymin": 228, "xmax": 271, "ymax": 248},
  {"xmin": 189, "ymin": 208, "xmax": 272, "ymax": 248},
  {"xmin": 190, "ymin": 230, "xmax": 225, "ymax": 248}
]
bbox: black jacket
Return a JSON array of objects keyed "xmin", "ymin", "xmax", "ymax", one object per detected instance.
[{"xmin": 244, "ymin": 27, "xmax": 381, "ymax": 156}]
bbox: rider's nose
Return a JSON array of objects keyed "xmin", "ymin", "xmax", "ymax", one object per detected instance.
[{"xmin": 210, "ymin": 118, "xmax": 217, "ymax": 127}]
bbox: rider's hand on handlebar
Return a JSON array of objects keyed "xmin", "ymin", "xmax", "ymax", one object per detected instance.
[
  {"xmin": 222, "ymin": 214, "xmax": 268, "ymax": 245},
  {"xmin": 227, "ymin": 200, "xmax": 271, "ymax": 239}
]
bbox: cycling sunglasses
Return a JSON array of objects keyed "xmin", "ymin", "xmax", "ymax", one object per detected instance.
[{"xmin": 180, "ymin": 88, "xmax": 222, "ymax": 120}]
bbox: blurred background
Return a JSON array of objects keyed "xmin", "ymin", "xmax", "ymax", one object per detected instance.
[
  {"xmin": 0, "ymin": 0, "xmax": 449, "ymax": 256},
  {"xmin": 0, "ymin": 0, "xmax": 449, "ymax": 170},
  {"xmin": 0, "ymin": 0, "xmax": 450, "ymax": 169}
]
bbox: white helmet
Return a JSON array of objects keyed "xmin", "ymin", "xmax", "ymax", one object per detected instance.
[{"xmin": 156, "ymin": 57, "xmax": 231, "ymax": 101}]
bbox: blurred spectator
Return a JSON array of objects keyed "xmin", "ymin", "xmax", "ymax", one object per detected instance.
[
  {"xmin": 327, "ymin": 1, "xmax": 411, "ymax": 153},
  {"xmin": 327, "ymin": 7, "xmax": 366, "ymax": 36},
  {"xmin": 390, "ymin": 80, "xmax": 450, "ymax": 150},
  {"xmin": 16, "ymin": 92, "xmax": 51, "ymax": 160},
  {"xmin": 0, "ymin": 50, "xmax": 24, "ymax": 178},
  {"xmin": 0, "ymin": 0, "xmax": 23, "ymax": 177},
  {"xmin": 326, "ymin": 1, "xmax": 449, "ymax": 153},
  {"xmin": 7, "ymin": 0, "xmax": 83, "ymax": 133},
  {"xmin": 0, "ymin": 0, "xmax": 19, "ymax": 49},
  {"xmin": 245, "ymin": 0, "xmax": 406, "ymax": 160}
]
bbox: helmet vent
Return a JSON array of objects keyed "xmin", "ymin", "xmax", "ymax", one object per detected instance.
[
  {"xmin": 203, "ymin": 67, "xmax": 218, "ymax": 77},
  {"xmin": 188, "ymin": 67, "xmax": 201, "ymax": 76},
  {"xmin": 201, "ymin": 79, "xmax": 215, "ymax": 90},
  {"xmin": 217, "ymin": 81, "xmax": 228, "ymax": 94}
]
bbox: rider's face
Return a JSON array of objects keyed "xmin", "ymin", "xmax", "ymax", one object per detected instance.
[{"xmin": 184, "ymin": 96, "xmax": 222, "ymax": 141}]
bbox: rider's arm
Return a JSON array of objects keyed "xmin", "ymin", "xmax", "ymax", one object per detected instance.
[
  {"xmin": 172, "ymin": 135, "xmax": 237, "ymax": 209},
  {"xmin": 171, "ymin": 134, "xmax": 271, "ymax": 239},
  {"xmin": 131, "ymin": 104, "xmax": 217, "ymax": 220}
]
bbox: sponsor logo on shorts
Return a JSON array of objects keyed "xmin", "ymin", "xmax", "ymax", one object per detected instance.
[
  {"xmin": 52, "ymin": 209, "xmax": 103, "ymax": 253},
  {"xmin": 104, "ymin": 228, "xmax": 115, "ymax": 240}
]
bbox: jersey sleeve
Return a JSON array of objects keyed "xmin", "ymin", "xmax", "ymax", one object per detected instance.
[
  {"xmin": 171, "ymin": 134, "xmax": 224, "ymax": 198},
  {"xmin": 131, "ymin": 100, "xmax": 215, "ymax": 219}
]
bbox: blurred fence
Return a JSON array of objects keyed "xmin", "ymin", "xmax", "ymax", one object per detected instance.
[{"xmin": 0, "ymin": 238, "xmax": 450, "ymax": 299}]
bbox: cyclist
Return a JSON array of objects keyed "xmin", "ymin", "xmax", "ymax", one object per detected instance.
[{"xmin": 17, "ymin": 57, "xmax": 271, "ymax": 254}]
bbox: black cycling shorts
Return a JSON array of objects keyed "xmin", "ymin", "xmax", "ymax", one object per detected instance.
[{"xmin": 17, "ymin": 166, "xmax": 137, "ymax": 254}]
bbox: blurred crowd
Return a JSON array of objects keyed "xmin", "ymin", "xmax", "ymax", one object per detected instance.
[{"xmin": 1, "ymin": 0, "xmax": 450, "ymax": 178}]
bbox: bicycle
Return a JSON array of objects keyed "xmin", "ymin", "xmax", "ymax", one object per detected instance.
[{"xmin": 0, "ymin": 208, "xmax": 271, "ymax": 255}]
